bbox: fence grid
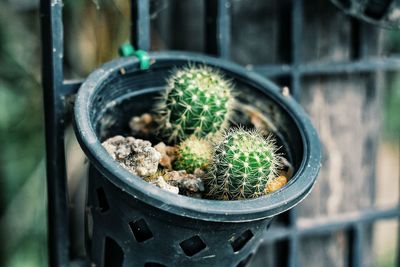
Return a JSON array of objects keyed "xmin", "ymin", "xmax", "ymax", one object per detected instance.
[{"xmin": 40, "ymin": 0, "xmax": 400, "ymax": 266}]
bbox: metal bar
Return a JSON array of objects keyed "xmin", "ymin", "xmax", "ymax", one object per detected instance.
[
  {"xmin": 217, "ymin": 0, "xmax": 231, "ymax": 59},
  {"xmin": 62, "ymin": 80, "xmax": 82, "ymax": 96},
  {"xmin": 253, "ymin": 64, "xmax": 293, "ymax": 77},
  {"xmin": 254, "ymin": 57, "xmax": 400, "ymax": 77},
  {"xmin": 131, "ymin": 0, "xmax": 150, "ymax": 50},
  {"xmin": 263, "ymin": 205, "xmax": 400, "ymax": 243},
  {"xmin": 358, "ymin": 22, "xmax": 369, "ymax": 59},
  {"xmin": 299, "ymin": 57, "xmax": 400, "ymax": 74},
  {"xmin": 291, "ymin": 0, "xmax": 302, "ymax": 65},
  {"xmin": 350, "ymin": 18, "xmax": 361, "ymax": 60},
  {"xmin": 291, "ymin": 72, "xmax": 301, "ymax": 102},
  {"xmin": 205, "ymin": 0, "xmax": 218, "ymax": 55},
  {"xmin": 290, "ymin": 0, "xmax": 302, "ymax": 101},
  {"xmin": 216, "ymin": 0, "xmax": 231, "ymax": 59},
  {"xmin": 397, "ymin": 217, "xmax": 400, "ymax": 267},
  {"xmin": 40, "ymin": 0, "xmax": 69, "ymax": 266},
  {"xmin": 205, "ymin": 0, "xmax": 231, "ymax": 58},
  {"xmin": 288, "ymin": 209, "xmax": 298, "ymax": 267},
  {"xmin": 264, "ymin": 226, "xmax": 293, "ymax": 243},
  {"xmin": 347, "ymin": 226, "xmax": 355, "ymax": 267},
  {"xmin": 348, "ymin": 223, "xmax": 364, "ymax": 267},
  {"xmin": 288, "ymin": 235, "xmax": 299, "ymax": 267},
  {"xmin": 287, "ymin": 0, "xmax": 302, "ymax": 263},
  {"xmin": 61, "ymin": 81, "xmax": 82, "ymax": 124}
]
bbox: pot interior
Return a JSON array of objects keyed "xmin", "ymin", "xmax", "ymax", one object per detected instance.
[{"xmin": 87, "ymin": 61, "xmax": 304, "ymax": 177}]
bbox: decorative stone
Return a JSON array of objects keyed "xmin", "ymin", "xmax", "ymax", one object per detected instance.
[
  {"xmin": 164, "ymin": 169, "xmax": 205, "ymax": 196},
  {"xmin": 102, "ymin": 135, "xmax": 160, "ymax": 177},
  {"xmin": 151, "ymin": 176, "xmax": 179, "ymax": 194},
  {"xmin": 154, "ymin": 142, "xmax": 178, "ymax": 170},
  {"xmin": 129, "ymin": 113, "xmax": 155, "ymax": 136},
  {"xmin": 265, "ymin": 175, "xmax": 288, "ymax": 193}
]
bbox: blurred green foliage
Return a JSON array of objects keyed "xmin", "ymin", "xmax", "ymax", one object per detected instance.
[
  {"xmin": 0, "ymin": 1, "xmax": 130, "ymax": 266},
  {"xmin": 384, "ymin": 74, "xmax": 400, "ymax": 140},
  {"xmin": 0, "ymin": 1, "xmax": 47, "ymax": 267},
  {"xmin": 383, "ymin": 31, "xmax": 400, "ymax": 141}
]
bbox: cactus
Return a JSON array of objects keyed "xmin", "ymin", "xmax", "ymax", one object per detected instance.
[
  {"xmin": 206, "ymin": 128, "xmax": 281, "ymax": 200},
  {"xmin": 157, "ymin": 66, "xmax": 234, "ymax": 143},
  {"xmin": 174, "ymin": 136, "xmax": 212, "ymax": 173}
]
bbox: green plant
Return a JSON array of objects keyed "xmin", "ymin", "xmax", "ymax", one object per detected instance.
[
  {"xmin": 174, "ymin": 136, "xmax": 212, "ymax": 173},
  {"xmin": 206, "ymin": 128, "xmax": 281, "ymax": 200},
  {"xmin": 157, "ymin": 66, "xmax": 234, "ymax": 143}
]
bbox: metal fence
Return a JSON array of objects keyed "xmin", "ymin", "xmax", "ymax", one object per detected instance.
[{"xmin": 40, "ymin": 0, "xmax": 400, "ymax": 266}]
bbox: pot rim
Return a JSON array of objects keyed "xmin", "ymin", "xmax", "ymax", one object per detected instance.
[{"xmin": 74, "ymin": 51, "xmax": 321, "ymax": 222}]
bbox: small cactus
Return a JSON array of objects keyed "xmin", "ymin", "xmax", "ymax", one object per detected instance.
[
  {"xmin": 206, "ymin": 128, "xmax": 281, "ymax": 200},
  {"xmin": 157, "ymin": 66, "xmax": 234, "ymax": 143},
  {"xmin": 174, "ymin": 136, "xmax": 212, "ymax": 173}
]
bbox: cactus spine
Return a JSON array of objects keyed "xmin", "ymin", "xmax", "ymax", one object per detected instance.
[
  {"xmin": 206, "ymin": 128, "xmax": 281, "ymax": 200},
  {"xmin": 157, "ymin": 66, "xmax": 234, "ymax": 143},
  {"xmin": 174, "ymin": 136, "xmax": 212, "ymax": 173}
]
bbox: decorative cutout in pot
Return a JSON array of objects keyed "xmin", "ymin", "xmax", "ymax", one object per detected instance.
[{"xmin": 74, "ymin": 52, "xmax": 321, "ymax": 267}]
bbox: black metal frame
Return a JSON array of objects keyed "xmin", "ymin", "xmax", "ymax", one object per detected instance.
[{"xmin": 40, "ymin": 0, "xmax": 400, "ymax": 266}]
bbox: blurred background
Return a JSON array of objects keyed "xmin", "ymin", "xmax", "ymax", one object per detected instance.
[{"xmin": 0, "ymin": 0, "xmax": 399, "ymax": 266}]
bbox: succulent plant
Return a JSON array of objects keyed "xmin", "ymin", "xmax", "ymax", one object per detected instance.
[
  {"xmin": 206, "ymin": 128, "xmax": 281, "ymax": 200},
  {"xmin": 157, "ymin": 66, "xmax": 234, "ymax": 143},
  {"xmin": 174, "ymin": 136, "xmax": 212, "ymax": 173}
]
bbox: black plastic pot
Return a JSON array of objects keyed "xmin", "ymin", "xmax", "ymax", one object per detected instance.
[{"xmin": 74, "ymin": 52, "xmax": 321, "ymax": 267}]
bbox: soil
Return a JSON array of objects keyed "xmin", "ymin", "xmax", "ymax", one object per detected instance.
[{"xmin": 101, "ymin": 106, "xmax": 289, "ymax": 199}]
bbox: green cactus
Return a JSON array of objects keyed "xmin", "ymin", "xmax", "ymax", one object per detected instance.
[
  {"xmin": 206, "ymin": 128, "xmax": 281, "ymax": 200},
  {"xmin": 157, "ymin": 66, "xmax": 234, "ymax": 143},
  {"xmin": 174, "ymin": 136, "xmax": 212, "ymax": 173}
]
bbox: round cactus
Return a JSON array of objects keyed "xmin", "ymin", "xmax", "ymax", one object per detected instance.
[
  {"xmin": 174, "ymin": 136, "xmax": 212, "ymax": 173},
  {"xmin": 206, "ymin": 128, "xmax": 281, "ymax": 200},
  {"xmin": 157, "ymin": 66, "xmax": 234, "ymax": 143}
]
